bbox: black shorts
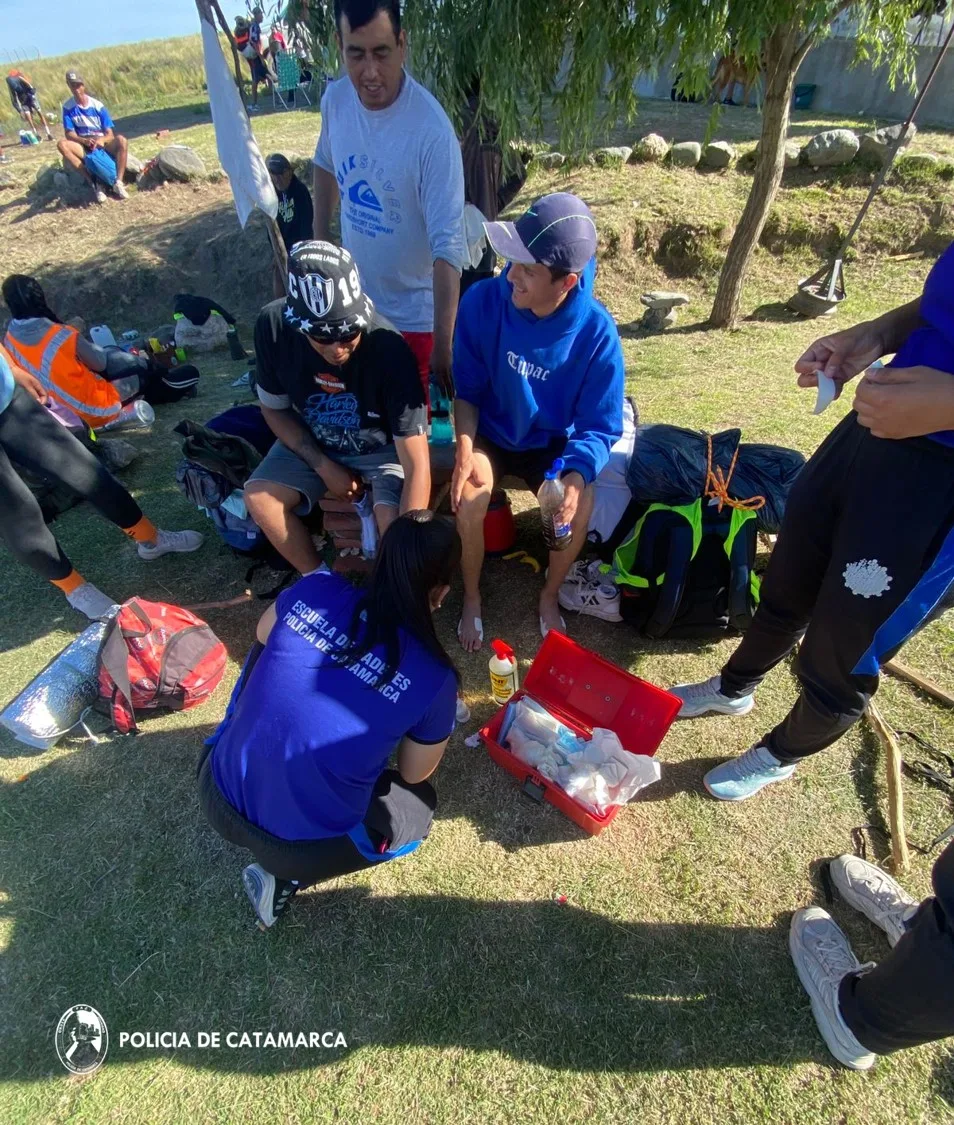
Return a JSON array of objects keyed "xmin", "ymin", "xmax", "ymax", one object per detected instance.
[
  {"xmin": 475, "ymin": 433, "xmax": 567, "ymax": 495},
  {"xmin": 13, "ymin": 93, "xmax": 40, "ymax": 113},
  {"xmin": 198, "ymin": 748, "xmax": 437, "ymax": 887},
  {"xmin": 250, "ymin": 56, "xmax": 269, "ymax": 83}
]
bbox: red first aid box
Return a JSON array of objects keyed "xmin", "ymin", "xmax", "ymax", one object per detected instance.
[{"xmin": 480, "ymin": 631, "xmax": 681, "ymax": 835}]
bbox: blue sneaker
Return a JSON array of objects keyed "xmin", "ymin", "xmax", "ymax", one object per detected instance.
[
  {"xmin": 703, "ymin": 743, "xmax": 796, "ymax": 802},
  {"xmin": 669, "ymin": 675, "xmax": 755, "ymax": 719},
  {"xmin": 242, "ymin": 863, "xmax": 298, "ymax": 930}
]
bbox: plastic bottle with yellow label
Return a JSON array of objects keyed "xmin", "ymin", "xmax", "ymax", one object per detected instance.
[{"xmin": 489, "ymin": 639, "xmax": 519, "ymax": 705}]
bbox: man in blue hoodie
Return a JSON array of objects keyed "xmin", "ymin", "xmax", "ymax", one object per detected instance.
[{"xmin": 451, "ymin": 192, "xmax": 624, "ymax": 649}]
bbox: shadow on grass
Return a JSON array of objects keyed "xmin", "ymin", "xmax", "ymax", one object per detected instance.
[
  {"xmin": 746, "ymin": 302, "xmax": 804, "ymax": 325},
  {"xmin": 0, "ymin": 722, "xmax": 823, "ymax": 1080}
]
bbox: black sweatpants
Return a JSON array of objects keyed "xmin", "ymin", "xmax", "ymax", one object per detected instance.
[
  {"xmin": 839, "ymin": 840, "xmax": 954, "ymax": 1053},
  {"xmin": 198, "ymin": 745, "xmax": 437, "ymax": 887},
  {"xmin": 0, "ymin": 385, "xmax": 143, "ymax": 581},
  {"xmin": 720, "ymin": 414, "xmax": 954, "ymax": 762}
]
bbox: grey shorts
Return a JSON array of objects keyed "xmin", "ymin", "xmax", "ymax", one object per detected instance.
[{"xmin": 247, "ymin": 442, "xmax": 404, "ymax": 514}]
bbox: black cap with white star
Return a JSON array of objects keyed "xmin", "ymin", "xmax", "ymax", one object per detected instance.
[{"xmin": 285, "ymin": 241, "xmax": 374, "ymax": 343}]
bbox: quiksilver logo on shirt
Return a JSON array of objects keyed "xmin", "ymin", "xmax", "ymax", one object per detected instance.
[{"xmin": 507, "ymin": 352, "xmax": 549, "ymax": 381}]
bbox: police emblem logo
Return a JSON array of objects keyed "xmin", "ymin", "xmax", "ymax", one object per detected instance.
[{"xmin": 55, "ymin": 1004, "xmax": 109, "ymax": 1075}]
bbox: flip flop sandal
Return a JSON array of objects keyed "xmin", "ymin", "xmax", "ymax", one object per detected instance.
[
  {"xmin": 457, "ymin": 615, "xmax": 484, "ymax": 644},
  {"xmin": 539, "ymin": 614, "xmax": 566, "ymax": 639}
]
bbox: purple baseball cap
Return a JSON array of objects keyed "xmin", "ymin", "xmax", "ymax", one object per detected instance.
[{"xmin": 484, "ymin": 192, "xmax": 597, "ymax": 273}]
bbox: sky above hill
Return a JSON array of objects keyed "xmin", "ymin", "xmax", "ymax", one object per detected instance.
[{"xmin": 1, "ymin": 0, "xmax": 252, "ymax": 60}]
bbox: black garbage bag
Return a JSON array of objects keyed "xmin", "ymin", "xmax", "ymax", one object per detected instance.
[
  {"xmin": 625, "ymin": 423, "xmax": 805, "ymax": 533},
  {"xmin": 626, "ymin": 425, "xmax": 742, "ymax": 505},
  {"xmin": 732, "ymin": 444, "xmax": 806, "ymax": 534}
]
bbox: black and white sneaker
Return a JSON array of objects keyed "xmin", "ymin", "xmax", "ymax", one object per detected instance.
[{"xmin": 242, "ymin": 863, "xmax": 299, "ymax": 929}]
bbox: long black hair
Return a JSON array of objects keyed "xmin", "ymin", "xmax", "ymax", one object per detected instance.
[
  {"xmin": 334, "ymin": 510, "xmax": 461, "ymax": 689},
  {"xmin": 2, "ymin": 274, "xmax": 61, "ymax": 323}
]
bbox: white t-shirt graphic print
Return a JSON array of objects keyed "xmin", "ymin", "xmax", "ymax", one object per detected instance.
[{"xmin": 314, "ymin": 71, "xmax": 465, "ymax": 333}]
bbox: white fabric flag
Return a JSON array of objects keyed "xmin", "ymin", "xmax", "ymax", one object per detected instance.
[{"xmin": 200, "ymin": 17, "xmax": 278, "ymax": 228}]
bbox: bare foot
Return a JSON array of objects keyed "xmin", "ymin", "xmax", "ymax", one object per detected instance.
[
  {"xmin": 538, "ymin": 591, "xmax": 566, "ymax": 638},
  {"xmin": 458, "ymin": 596, "xmax": 484, "ymax": 652}
]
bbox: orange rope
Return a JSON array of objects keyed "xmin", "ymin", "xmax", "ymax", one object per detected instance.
[{"xmin": 704, "ymin": 434, "xmax": 766, "ymax": 513}]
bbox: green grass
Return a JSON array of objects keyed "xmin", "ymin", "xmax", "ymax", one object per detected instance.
[
  {"xmin": 0, "ymin": 36, "xmax": 211, "ymax": 134},
  {"xmin": 2, "ymin": 90, "xmax": 954, "ymax": 1124}
]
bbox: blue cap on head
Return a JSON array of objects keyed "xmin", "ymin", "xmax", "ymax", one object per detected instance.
[{"xmin": 484, "ymin": 193, "xmax": 597, "ymax": 274}]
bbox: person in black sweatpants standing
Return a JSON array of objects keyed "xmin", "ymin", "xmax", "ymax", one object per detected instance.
[
  {"xmin": 670, "ymin": 241, "xmax": 954, "ymax": 802},
  {"xmin": 789, "ymin": 843, "xmax": 954, "ymax": 1069}
]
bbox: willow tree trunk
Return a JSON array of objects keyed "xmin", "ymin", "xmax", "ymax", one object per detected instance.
[{"xmin": 709, "ymin": 25, "xmax": 805, "ymax": 328}]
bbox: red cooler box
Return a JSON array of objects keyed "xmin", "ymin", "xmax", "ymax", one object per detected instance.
[{"xmin": 480, "ymin": 632, "xmax": 681, "ymax": 835}]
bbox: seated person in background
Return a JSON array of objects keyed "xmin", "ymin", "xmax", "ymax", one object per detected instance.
[
  {"xmin": 245, "ymin": 241, "xmax": 431, "ymax": 575},
  {"xmin": 2, "ymin": 274, "xmax": 176, "ymax": 429},
  {"xmin": 0, "ymin": 343, "xmax": 202, "ymax": 622},
  {"xmin": 267, "ymin": 152, "xmax": 314, "ymax": 294},
  {"xmin": 59, "ymin": 71, "xmax": 128, "ymax": 204},
  {"xmin": 198, "ymin": 511, "xmax": 460, "ymax": 929},
  {"xmin": 6, "ymin": 70, "xmax": 54, "ymax": 141},
  {"xmin": 451, "ymin": 192, "xmax": 624, "ymax": 649}
]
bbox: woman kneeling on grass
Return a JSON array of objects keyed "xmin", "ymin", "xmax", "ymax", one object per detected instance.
[{"xmin": 199, "ymin": 511, "xmax": 461, "ymax": 929}]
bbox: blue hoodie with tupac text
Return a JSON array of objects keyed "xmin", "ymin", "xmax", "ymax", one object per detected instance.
[{"xmin": 453, "ymin": 260, "xmax": 624, "ymax": 484}]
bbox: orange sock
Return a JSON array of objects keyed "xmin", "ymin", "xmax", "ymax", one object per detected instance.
[
  {"xmin": 51, "ymin": 569, "xmax": 85, "ymax": 596},
  {"xmin": 121, "ymin": 515, "xmax": 158, "ymax": 545}
]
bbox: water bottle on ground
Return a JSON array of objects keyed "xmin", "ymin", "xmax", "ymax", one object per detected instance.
[
  {"xmin": 100, "ymin": 399, "xmax": 155, "ymax": 433},
  {"xmin": 538, "ymin": 458, "xmax": 573, "ymax": 551}
]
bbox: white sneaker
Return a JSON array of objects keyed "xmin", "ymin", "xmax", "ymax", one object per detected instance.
[
  {"xmin": 789, "ymin": 907, "xmax": 877, "ymax": 1070},
  {"xmin": 669, "ymin": 674, "xmax": 755, "ymax": 719},
  {"xmin": 66, "ymin": 582, "xmax": 118, "ymax": 621},
  {"xmin": 92, "ymin": 185, "xmax": 108, "ymax": 204},
  {"xmin": 137, "ymin": 528, "xmax": 204, "ymax": 560},
  {"xmin": 560, "ymin": 558, "xmax": 606, "ymax": 586},
  {"xmin": 558, "ymin": 578, "xmax": 623, "ymax": 622},
  {"xmin": 829, "ymin": 855, "xmax": 918, "ymax": 948},
  {"xmin": 112, "ymin": 179, "xmax": 129, "ymax": 199},
  {"xmin": 704, "ymin": 743, "xmax": 796, "ymax": 802}
]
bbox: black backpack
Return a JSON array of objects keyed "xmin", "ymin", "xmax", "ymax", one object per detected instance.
[{"xmin": 610, "ymin": 499, "xmax": 760, "ymax": 639}]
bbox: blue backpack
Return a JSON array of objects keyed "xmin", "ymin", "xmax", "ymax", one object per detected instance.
[{"xmin": 84, "ymin": 147, "xmax": 118, "ymax": 187}]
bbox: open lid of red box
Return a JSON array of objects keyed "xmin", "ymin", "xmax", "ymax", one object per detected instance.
[{"xmin": 521, "ymin": 631, "xmax": 680, "ymax": 757}]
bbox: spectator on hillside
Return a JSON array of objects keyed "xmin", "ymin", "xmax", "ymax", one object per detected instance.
[
  {"xmin": 244, "ymin": 242, "xmax": 431, "ymax": 577},
  {"xmin": 267, "ymin": 153, "xmax": 315, "ymax": 295},
  {"xmin": 59, "ymin": 71, "xmax": 128, "ymax": 204},
  {"xmin": 246, "ymin": 6, "xmax": 274, "ymax": 111},
  {"xmin": 451, "ymin": 193, "xmax": 624, "ymax": 648},
  {"xmin": 312, "ymin": 0, "xmax": 465, "ymax": 399},
  {"xmin": 6, "ymin": 70, "xmax": 53, "ymax": 141}
]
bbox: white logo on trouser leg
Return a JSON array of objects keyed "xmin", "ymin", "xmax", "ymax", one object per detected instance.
[{"xmin": 843, "ymin": 559, "xmax": 892, "ymax": 598}]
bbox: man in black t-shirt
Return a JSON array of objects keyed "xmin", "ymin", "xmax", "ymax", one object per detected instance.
[
  {"xmin": 245, "ymin": 241, "xmax": 431, "ymax": 575},
  {"xmin": 267, "ymin": 153, "xmax": 314, "ymax": 252}
]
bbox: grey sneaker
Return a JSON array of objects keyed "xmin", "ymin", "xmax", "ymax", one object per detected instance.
[
  {"xmin": 92, "ymin": 185, "xmax": 108, "ymax": 204},
  {"xmin": 669, "ymin": 674, "xmax": 755, "ymax": 719},
  {"xmin": 789, "ymin": 907, "xmax": 877, "ymax": 1070},
  {"xmin": 66, "ymin": 582, "xmax": 118, "ymax": 621},
  {"xmin": 558, "ymin": 578, "xmax": 623, "ymax": 622},
  {"xmin": 112, "ymin": 179, "xmax": 129, "ymax": 199},
  {"xmin": 242, "ymin": 864, "xmax": 298, "ymax": 929},
  {"xmin": 829, "ymin": 855, "xmax": 918, "ymax": 947},
  {"xmin": 137, "ymin": 528, "xmax": 204, "ymax": 560}
]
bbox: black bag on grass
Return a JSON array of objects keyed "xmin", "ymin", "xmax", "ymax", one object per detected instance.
[{"xmin": 613, "ymin": 499, "xmax": 760, "ymax": 639}]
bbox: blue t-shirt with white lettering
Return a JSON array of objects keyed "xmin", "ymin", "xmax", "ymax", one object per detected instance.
[
  {"xmin": 210, "ymin": 571, "xmax": 458, "ymax": 841},
  {"xmin": 62, "ymin": 95, "xmax": 114, "ymax": 138}
]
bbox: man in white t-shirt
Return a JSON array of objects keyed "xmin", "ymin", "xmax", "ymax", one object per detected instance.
[{"xmin": 312, "ymin": 0, "xmax": 465, "ymax": 399}]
